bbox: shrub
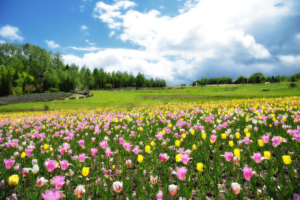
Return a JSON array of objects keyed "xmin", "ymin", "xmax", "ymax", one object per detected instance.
[
  {"xmin": 44, "ymin": 91, "xmax": 50, "ymax": 93},
  {"xmin": 105, "ymin": 84, "xmax": 112, "ymax": 89},
  {"xmin": 13, "ymin": 87, "xmax": 23, "ymax": 96},
  {"xmin": 24, "ymin": 84, "xmax": 36, "ymax": 94},
  {"xmin": 49, "ymin": 88, "xmax": 60, "ymax": 93}
]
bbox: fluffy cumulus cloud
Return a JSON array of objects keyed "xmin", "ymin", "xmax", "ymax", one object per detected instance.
[
  {"xmin": 63, "ymin": 0, "xmax": 300, "ymax": 85},
  {"xmin": 45, "ymin": 40, "xmax": 60, "ymax": 49},
  {"xmin": 0, "ymin": 25, "xmax": 23, "ymax": 41}
]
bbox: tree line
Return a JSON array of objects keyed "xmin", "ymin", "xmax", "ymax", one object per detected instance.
[
  {"xmin": 193, "ymin": 72, "xmax": 300, "ymax": 85},
  {"xmin": 0, "ymin": 43, "xmax": 167, "ymax": 96}
]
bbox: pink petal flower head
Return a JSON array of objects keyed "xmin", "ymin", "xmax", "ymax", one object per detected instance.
[
  {"xmin": 91, "ymin": 148, "xmax": 98, "ymax": 156},
  {"xmin": 3, "ymin": 159, "xmax": 15, "ymax": 169},
  {"xmin": 123, "ymin": 142, "xmax": 132, "ymax": 152},
  {"xmin": 45, "ymin": 160, "xmax": 57, "ymax": 172},
  {"xmin": 68, "ymin": 150, "xmax": 72, "ymax": 156},
  {"xmin": 261, "ymin": 135, "xmax": 269, "ymax": 143},
  {"xmin": 119, "ymin": 138, "xmax": 124, "ymax": 144},
  {"xmin": 293, "ymin": 194, "xmax": 300, "ymax": 200},
  {"xmin": 59, "ymin": 160, "xmax": 70, "ymax": 170},
  {"xmin": 174, "ymin": 167, "xmax": 187, "ymax": 180},
  {"xmin": 240, "ymin": 166, "xmax": 255, "ymax": 181},
  {"xmin": 78, "ymin": 153, "xmax": 88, "ymax": 163},
  {"xmin": 52, "ymin": 176, "xmax": 65, "ymax": 190},
  {"xmin": 177, "ymin": 148, "xmax": 185, "ymax": 155},
  {"xmin": 251, "ymin": 153, "xmax": 265, "ymax": 163},
  {"xmin": 42, "ymin": 189, "xmax": 62, "ymax": 200},
  {"xmin": 130, "ymin": 131, "xmax": 135, "ymax": 136},
  {"xmin": 158, "ymin": 153, "xmax": 169, "ymax": 162},
  {"xmin": 105, "ymin": 148, "xmax": 113, "ymax": 157},
  {"xmin": 242, "ymin": 137, "xmax": 253, "ymax": 145},
  {"xmin": 132, "ymin": 146, "xmax": 142, "ymax": 155},
  {"xmin": 179, "ymin": 154, "xmax": 192, "ymax": 164},
  {"xmin": 221, "ymin": 152, "xmax": 233, "ymax": 162},
  {"xmin": 156, "ymin": 191, "xmax": 163, "ymax": 200},
  {"xmin": 272, "ymin": 136, "xmax": 281, "ymax": 147},
  {"xmin": 210, "ymin": 135, "xmax": 217, "ymax": 143},
  {"xmin": 25, "ymin": 149, "xmax": 32, "ymax": 156},
  {"xmin": 99, "ymin": 141, "xmax": 108, "ymax": 149},
  {"xmin": 156, "ymin": 133, "xmax": 164, "ymax": 140},
  {"xmin": 78, "ymin": 140, "xmax": 85, "ymax": 146}
]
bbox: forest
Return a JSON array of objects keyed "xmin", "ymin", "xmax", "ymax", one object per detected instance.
[{"xmin": 0, "ymin": 43, "xmax": 167, "ymax": 96}]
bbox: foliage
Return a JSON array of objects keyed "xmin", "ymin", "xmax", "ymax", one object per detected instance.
[
  {"xmin": 13, "ymin": 87, "xmax": 23, "ymax": 95},
  {"xmin": 24, "ymin": 84, "xmax": 36, "ymax": 94},
  {"xmin": 48, "ymin": 88, "xmax": 60, "ymax": 93},
  {"xmin": 105, "ymin": 84, "xmax": 112, "ymax": 89},
  {"xmin": 236, "ymin": 76, "xmax": 246, "ymax": 84}
]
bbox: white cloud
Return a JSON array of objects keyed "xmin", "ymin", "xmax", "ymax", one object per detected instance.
[
  {"xmin": 0, "ymin": 25, "xmax": 23, "ymax": 41},
  {"xmin": 80, "ymin": 5, "xmax": 85, "ymax": 12},
  {"xmin": 296, "ymin": 34, "xmax": 300, "ymax": 39},
  {"xmin": 0, "ymin": 40, "xmax": 5, "ymax": 44},
  {"xmin": 67, "ymin": 0, "xmax": 296, "ymax": 85},
  {"xmin": 278, "ymin": 55, "xmax": 300, "ymax": 65},
  {"xmin": 109, "ymin": 31, "xmax": 115, "ymax": 37},
  {"xmin": 85, "ymin": 39, "xmax": 96, "ymax": 45},
  {"xmin": 45, "ymin": 40, "xmax": 60, "ymax": 49},
  {"xmin": 81, "ymin": 25, "xmax": 88, "ymax": 30},
  {"xmin": 67, "ymin": 46, "xmax": 102, "ymax": 51},
  {"xmin": 159, "ymin": 6, "xmax": 164, "ymax": 9}
]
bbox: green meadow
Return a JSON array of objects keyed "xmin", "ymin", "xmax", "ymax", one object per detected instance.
[{"xmin": 1, "ymin": 82, "xmax": 299, "ymax": 112}]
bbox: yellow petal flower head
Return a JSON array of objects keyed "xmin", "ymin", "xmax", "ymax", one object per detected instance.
[
  {"xmin": 258, "ymin": 139, "xmax": 264, "ymax": 147},
  {"xmin": 221, "ymin": 133, "xmax": 226, "ymax": 139},
  {"xmin": 175, "ymin": 140, "xmax": 180, "ymax": 147},
  {"xmin": 235, "ymin": 132, "xmax": 240, "ymax": 139},
  {"xmin": 145, "ymin": 145, "xmax": 151, "ymax": 153},
  {"xmin": 82, "ymin": 167, "xmax": 89, "ymax": 176},
  {"xmin": 282, "ymin": 155, "xmax": 291, "ymax": 165},
  {"xmin": 21, "ymin": 152, "xmax": 26, "ymax": 158},
  {"xmin": 202, "ymin": 133, "xmax": 206, "ymax": 140},
  {"xmin": 8, "ymin": 175, "xmax": 19, "ymax": 185},
  {"xmin": 234, "ymin": 149, "xmax": 240, "ymax": 158},
  {"xmin": 137, "ymin": 155, "xmax": 144, "ymax": 163},
  {"xmin": 192, "ymin": 144, "xmax": 197, "ymax": 150},
  {"xmin": 229, "ymin": 141, "xmax": 234, "ymax": 147},
  {"xmin": 197, "ymin": 163, "xmax": 204, "ymax": 172},
  {"xmin": 264, "ymin": 151, "xmax": 271, "ymax": 160},
  {"xmin": 44, "ymin": 144, "xmax": 49, "ymax": 150},
  {"xmin": 176, "ymin": 154, "xmax": 182, "ymax": 162}
]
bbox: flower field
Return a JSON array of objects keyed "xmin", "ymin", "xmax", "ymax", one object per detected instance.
[{"xmin": 1, "ymin": 97, "xmax": 300, "ymax": 200}]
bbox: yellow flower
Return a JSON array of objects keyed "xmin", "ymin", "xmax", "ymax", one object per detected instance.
[
  {"xmin": 176, "ymin": 154, "xmax": 182, "ymax": 162},
  {"xmin": 221, "ymin": 133, "xmax": 226, "ymax": 139},
  {"xmin": 21, "ymin": 152, "xmax": 26, "ymax": 158},
  {"xmin": 235, "ymin": 132, "xmax": 240, "ymax": 139},
  {"xmin": 280, "ymin": 137, "xmax": 282, "ymax": 141},
  {"xmin": 112, "ymin": 165, "xmax": 115, "ymax": 170},
  {"xmin": 44, "ymin": 144, "xmax": 49, "ymax": 150},
  {"xmin": 50, "ymin": 147, "xmax": 53, "ymax": 152},
  {"xmin": 246, "ymin": 132, "xmax": 251, "ymax": 138},
  {"xmin": 137, "ymin": 155, "xmax": 144, "ymax": 163},
  {"xmin": 197, "ymin": 163, "xmax": 204, "ymax": 172},
  {"xmin": 269, "ymin": 124, "xmax": 272, "ymax": 128},
  {"xmin": 190, "ymin": 130, "xmax": 195, "ymax": 135},
  {"xmin": 282, "ymin": 155, "xmax": 291, "ymax": 165},
  {"xmin": 244, "ymin": 128, "xmax": 248, "ymax": 134},
  {"xmin": 150, "ymin": 141, "xmax": 155, "ymax": 146},
  {"xmin": 145, "ymin": 145, "xmax": 151, "ymax": 153},
  {"xmin": 202, "ymin": 133, "xmax": 206, "ymax": 140},
  {"xmin": 192, "ymin": 144, "xmax": 197, "ymax": 150},
  {"xmin": 8, "ymin": 175, "xmax": 19, "ymax": 185},
  {"xmin": 175, "ymin": 140, "xmax": 180, "ymax": 147},
  {"xmin": 180, "ymin": 138, "xmax": 183, "ymax": 142},
  {"xmin": 229, "ymin": 141, "xmax": 234, "ymax": 147},
  {"xmin": 182, "ymin": 134, "xmax": 186, "ymax": 139},
  {"xmin": 169, "ymin": 124, "xmax": 172, "ymax": 128},
  {"xmin": 82, "ymin": 167, "xmax": 89, "ymax": 176},
  {"xmin": 264, "ymin": 151, "xmax": 271, "ymax": 160},
  {"xmin": 234, "ymin": 149, "xmax": 240, "ymax": 158},
  {"xmin": 162, "ymin": 130, "xmax": 166, "ymax": 135},
  {"xmin": 258, "ymin": 139, "xmax": 264, "ymax": 147}
]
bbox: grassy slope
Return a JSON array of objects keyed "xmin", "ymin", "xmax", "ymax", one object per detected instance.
[{"xmin": 0, "ymin": 82, "xmax": 299, "ymax": 112}]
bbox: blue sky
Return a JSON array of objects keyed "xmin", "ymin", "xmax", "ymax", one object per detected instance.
[{"xmin": 0, "ymin": 0, "xmax": 300, "ymax": 85}]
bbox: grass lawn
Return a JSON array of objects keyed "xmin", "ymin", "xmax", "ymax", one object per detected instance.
[{"xmin": 0, "ymin": 82, "xmax": 299, "ymax": 112}]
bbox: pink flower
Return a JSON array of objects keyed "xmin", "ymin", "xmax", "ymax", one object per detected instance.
[
  {"xmin": 168, "ymin": 184, "xmax": 177, "ymax": 196},
  {"xmin": 42, "ymin": 189, "xmax": 62, "ymax": 200},
  {"xmin": 261, "ymin": 135, "xmax": 269, "ymax": 143},
  {"xmin": 45, "ymin": 160, "xmax": 57, "ymax": 172},
  {"xmin": 156, "ymin": 133, "xmax": 163, "ymax": 140},
  {"xmin": 123, "ymin": 142, "xmax": 132, "ymax": 152},
  {"xmin": 78, "ymin": 140, "xmax": 85, "ymax": 146},
  {"xmin": 3, "ymin": 159, "xmax": 15, "ymax": 169},
  {"xmin": 293, "ymin": 194, "xmax": 300, "ymax": 200},
  {"xmin": 231, "ymin": 182, "xmax": 242, "ymax": 194},
  {"xmin": 242, "ymin": 137, "xmax": 253, "ymax": 145},
  {"xmin": 52, "ymin": 176, "xmax": 65, "ymax": 190},
  {"xmin": 78, "ymin": 153, "xmax": 88, "ymax": 162},
  {"xmin": 105, "ymin": 148, "xmax": 113, "ymax": 157},
  {"xmin": 272, "ymin": 136, "xmax": 281, "ymax": 147},
  {"xmin": 177, "ymin": 148, "xmax": 185, "ymax": 155},
  {"xmin": 99, "ymin": 141, "xmax": 107, "ymax": 149},
  {"xmin": 36, "ymin": 177, "xmax": 48, "ymax": 187},
  {"xmin": 119, "ymin": 138, "xmax": 124, "ymax": 144},
  {"xmin": 251, "ymin": 153, "xmax": 265, "ymax": 163},
  {"xmin": 178, "ymin": 154, "xmax": 192, "ymax": 164},
  {"xmin": 174, "ymin": 167, "xmax": 187, "ymax": 180},
  {"xmin": 132, "ymin": 146, "xmax": 142, "ymax": 155},
  {"xmin": 25, "ymin": 149, "xmax": 32, "ymax": 156},
  {"xmin": 210, "ymin": 135, "xmax": 217, "ymax": 143},
  {"xmin": 59, "ymin": 160, "xmax": 70, "ymax": 170},
  {"xmin": 174, "ymin": 133, "xmax": 179, "ymax": 138},
  {"xmin": 130, "ymin": 131, "xmax": 135, "ymax": 136},
  {"xmin": 91, "ymin": 148, "xmax": 98, "ymax": 156},
  {"xmin": 158, "ymin": 153, "xmax": 169, "ymax": 162},
  {"xmin": 221, "ymin": 152, "xmax": 233, "ymax": 162},
  {"xmin": 68, "ymin": 150, "xmax": 72, "ymax": 156},
  {"xmin": 156, "ymin": 191, "xmax": 163, "ymax": 200},
  {"xmin": 240, "ymin": 166, "xmax": 255, "ymax": 181}
]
